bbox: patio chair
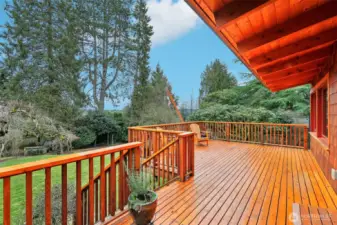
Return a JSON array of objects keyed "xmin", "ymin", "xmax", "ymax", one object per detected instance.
[{"xmin": 190, "ymin": 123, "xmax": 209, "ymax": 146}]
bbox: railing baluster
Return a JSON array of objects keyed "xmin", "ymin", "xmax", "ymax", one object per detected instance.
[
  {"xmin": 157, "ymin": 154, "xmax": 161, "ymax": 187},
  {"xmin": 119, "ymin": 150, "xmax": 124, "ymax": 210},
  {"xmin": 166, "ymin": 148, "xmax": 169, "ymax": 182},
  {"xmin": 89, "ymin": 158, "xmax": 94, "ymax": 225},
  {"xmin": 3, "ymin": 177, "xmax": 10, "ymax": 225},
  {"xmin": 95, "ymin": 181, "xmax": 98, "ymax": 222},
  {"xmin": 61, "ymin": 164, "xmax": 68, "ymax": 225},
  {"xmin": 109, "ymin": 153, "xmax": 116, "ymax": 216},
  {"xmin": 26, "ymin": 172, "xmax": 33, "ymax": 225},
  {"xmin": 100, "ymin": 155, "xmax": 106, "ymax": 222},
  {"xmin": 76, "ymin": 161, "xmax": 82, "ymax": 225},
  {"xmin": 45, "ymin": 167, "xmax": 52, "ymax": 225}
]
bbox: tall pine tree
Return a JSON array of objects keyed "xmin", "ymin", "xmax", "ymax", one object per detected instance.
[
  {"xmin": 199, "ymin": 59, "xmax": 237, "ymax": 100},
  {"xmin": 0, "ymin": 0, "xmax": 86, "ymax": 122},
  {"xmin": 139, "ymin": 64, "xmax": 178, "ymax": 124},
  {"xmin": 76, "ymin": 0, "xmax": 134, "ymax": 111},
  {"xmin": 129, "ymin": 0, "xmax": 154, "ymax": 125}
]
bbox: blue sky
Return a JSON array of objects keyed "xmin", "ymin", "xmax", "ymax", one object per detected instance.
[{"xmin": 0, "ymin": 0, "xmax": 250, "ymax": 109}]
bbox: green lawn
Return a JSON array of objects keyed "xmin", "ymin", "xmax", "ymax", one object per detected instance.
[{"xmin": 0, "ymin": 154, "xmax": 112, "ymax": 224}]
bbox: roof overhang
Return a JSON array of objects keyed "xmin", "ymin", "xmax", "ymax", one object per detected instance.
[{"xmin": 185, "ymin": 0, "xmax": 337, "ymax": 91}]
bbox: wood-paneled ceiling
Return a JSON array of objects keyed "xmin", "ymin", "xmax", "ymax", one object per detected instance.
[{"xmin": 185, "ymin": 0, "xmax": 337, "ymax": 91}]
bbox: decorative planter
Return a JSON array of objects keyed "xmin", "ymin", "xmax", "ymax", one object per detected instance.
[{"xmin": 128, "ymin": 191, "xmax": 158, "ymax": 225}]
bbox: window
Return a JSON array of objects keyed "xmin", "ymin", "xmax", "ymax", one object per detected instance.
[
  {"xmin": 311, "ymin": 83, "xmax": 328, "ymax": 139},
  {"xmin": 310, "ymin": 93, "xmax": 316, "ymax": 132},
  {"xmin": 323, "ymin": 88, "xmax": 328, "ymax": 137}
]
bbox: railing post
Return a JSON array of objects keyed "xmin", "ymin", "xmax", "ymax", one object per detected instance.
[
  {"xmin": 304, "ymin": 126, "xmax": 308, "ymax": 150},
  {"xmin": 178, "ymin": 134, "xmax": 186, "ymax": 182}
]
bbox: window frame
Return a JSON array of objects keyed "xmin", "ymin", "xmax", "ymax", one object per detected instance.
[{"xmin": 310, "ymin": 75, "xmax": 328, "ymax": 141}]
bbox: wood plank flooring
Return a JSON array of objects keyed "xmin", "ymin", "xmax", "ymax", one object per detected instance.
[
  {"xmin": 292, "ymin": 203, "xmax": 337, "ymax": 225},
  {"xmin": 109, "ymin": 141, "xmax": 337, "ymax": 225}
]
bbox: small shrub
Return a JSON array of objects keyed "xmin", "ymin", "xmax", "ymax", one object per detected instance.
[
  {"xmin": 127, "ymin": 169, "xmax": 155, "ymax": 210},
  {"xmin": 72, "ymin": 126, "xmax": 96, "ymax": 148},
  {"xmin": 16, "ymin": 183, "xmax": 76, "ymax": 225}
]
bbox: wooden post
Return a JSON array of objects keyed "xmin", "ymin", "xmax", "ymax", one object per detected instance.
[
  {"xmin": 128, "ymin": 129, "xmax": 131, "ymax": 143},
  {"xmin": 178, "ymin": 135, "xmax": 186, "ymax": 182},
  {"xmin": 304, "ymin": 126, "xmax": 308, "ymax": 150}
]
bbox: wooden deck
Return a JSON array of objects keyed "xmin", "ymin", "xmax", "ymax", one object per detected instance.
[{"xmin": 110, "ymin": 141, "xmax": 337, "ymax": 225}]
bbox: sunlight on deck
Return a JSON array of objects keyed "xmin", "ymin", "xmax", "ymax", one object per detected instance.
[{"xmin": 110, "ymin": 140, "xmax": 337, "ymax": 225}]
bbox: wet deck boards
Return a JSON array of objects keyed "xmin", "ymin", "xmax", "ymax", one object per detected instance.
[{"xmin": 109, "ymin": 141, "xmax": 337, "ymax": 225}]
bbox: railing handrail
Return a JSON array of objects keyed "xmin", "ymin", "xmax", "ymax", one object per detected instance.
[
  {"xmin": 142, "ymin": 138, "xmax": 179, "ymax": 165},
  {"xmin": 130, "ymin": 121, "xmax": 308, "ymax": 129},
  {"xmin": 0, "ymin": 142, "xmax": 142, "ymax": 178},
  {"xmin": 128, "ymin": 126, "xmax": 184, "ymax": 134}
]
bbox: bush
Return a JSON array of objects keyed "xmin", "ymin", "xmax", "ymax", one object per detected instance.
[
  {"xmin": 188, "ymin": 104, "xmax": 293, "ymax": 124},
  {"xmin": 72, "ymin": 126, "xmax": 96, "ymax": 148},
  {"xmin": 16, "ymin": 183, "xmax": 76, "ymax": 225}
]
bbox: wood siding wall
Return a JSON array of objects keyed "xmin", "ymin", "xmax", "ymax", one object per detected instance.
[
  {"xmin": 311, "ymin": 47, "xmax": 337, "ymax": 192},
  {"xmin": 310, "ymin": 135, "xmax": 332, "ymax": 187}
]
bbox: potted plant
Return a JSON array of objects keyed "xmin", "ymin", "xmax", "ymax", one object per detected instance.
[{"xmin": 127, "ymin": 169, "xmax": 158, "ymax": 225}]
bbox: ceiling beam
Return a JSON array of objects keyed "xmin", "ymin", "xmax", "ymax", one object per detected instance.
[
  {"xmin": 264, "ymin": 69, "xmax": 318, "ymax": 84},
  {"xmin": 257, "ymin": 47, "xmax": 331, "ymax": 75},
  {"xmin": 249, "ymin": 28, "xmax": 337, "ymax": 68},
  {"xmin": 214, "ymin": 0, "xmax": 268, "ymax": 29},
  {"xmin": 260, "ymin": 57, "xmax": 327, "ymax": 80},
  {"xmin": 269, "ymin": 80, "xmax": 312, "ymax": 92},
  {"xmin": 237, "ymin": 2, "xmax": 337, "ymax": 52}
]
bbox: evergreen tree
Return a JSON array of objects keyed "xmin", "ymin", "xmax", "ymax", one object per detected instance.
[
  {"xmin": 199, "ymin": 59, "xmax": 237, "ymax": 100},
  {"xmin": 129, "ymin": 0, "xmax": 154, "ymax": 124},
  {"xmin": 76, "ymin": 0, "xmax": 134, "ymax": 111},
  {"xmin": 0, "ymin": 0, "xmax": 86, "ymax": 122},
  {"xmin": 135, "ymin": 64, "xmax": 179, "ymax": 125}
]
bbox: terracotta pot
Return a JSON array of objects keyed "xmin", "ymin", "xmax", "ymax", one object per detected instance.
[{"xmin": 128, "ymin": 191, "xmax": 158, "ymax": 225}]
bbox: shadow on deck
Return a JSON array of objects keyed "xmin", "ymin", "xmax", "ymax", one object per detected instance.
[{"xmin": 109, "ymin": 140, "xmax": 337, "ymax": 225}]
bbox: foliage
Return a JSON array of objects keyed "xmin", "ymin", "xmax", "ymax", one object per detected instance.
[
  {"xmin": 15, "ymin": 183, "xmax": 76, "ymax": 225},
  {"xmin": 127, "ymin": 64, "xmax": 179, "ymax": 125},
  {"xmin": 72, "ymin": 126, "xmax": 96, "ymax": 148},
  {"xmin": 127, "ymin": 168, "xmax": 155, "ymax": 210},
  {"xmin": 189, "ymin": 104, "xmax": 293, "ymax": 123},
  {"xmin": 192, "ymin": 74, "xmax": 310, "ymax": 124},
  {"xmin": 76, "ymin": 0, "xmax": 135, "ymax": 111},
  {"xmin": 0, "ymin": 101, "xmax": 78, "ymax": 157},
  {"xmin": 105, "ymin": 111, "xmax": 129, "ymax": 143},
  {"xmin": 199, "ymin": 59, "xmax": 237, "ymax": 100},
  {"xmin": 75, "ymin": 111, "xmax": 118, "ymax": 137},
  {"xmin": 129, "ymin": 0, "xmax": 154, "ymax": 123},
  {"xmin": 0, "ymin": 0, "xmax": 86, "ymax": 123},
  {"xmin": 200, "ymin": 88, "xmax": 240, "ymax": 108},
  {"xmin": 73, "ymin": 110, "xmax": 128, "ymax": 147}
]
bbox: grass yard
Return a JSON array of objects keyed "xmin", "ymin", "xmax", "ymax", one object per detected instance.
[{"xmin": 0, "ymin": 153, "xmax": 113, "ymax": 224}]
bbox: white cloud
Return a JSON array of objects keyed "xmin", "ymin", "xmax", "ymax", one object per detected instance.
[{"xmin": 147, "ymin": 0, "xmax": 200, "ymax": 47}]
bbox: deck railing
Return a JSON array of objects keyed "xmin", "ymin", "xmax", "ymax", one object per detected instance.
[
  {"xmin": 133, "ymin": 121, "xmax": 308, "ymax": 149},
  {"xmin": 128, "ymin": 127, "xmax": 195, "ymax": 183},
  {"xmin": 1, "ymin": 121, "xmax": 307, "ymax": 225},
  {"xmin": 0, "ymin": 142, "xmax": 142, "ymax": 225}
]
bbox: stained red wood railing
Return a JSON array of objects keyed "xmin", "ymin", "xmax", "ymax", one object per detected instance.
[
  {"xmin": 0, "ymin": 142, "xmax": 142, "ymax": 225},
  {"xmin": 133, "ymin": 121, "xmax": 308, "ymax": 149}
]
